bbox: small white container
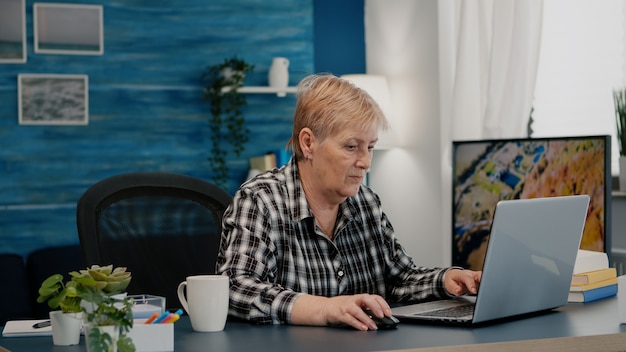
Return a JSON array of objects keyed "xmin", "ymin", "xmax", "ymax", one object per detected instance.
[{"xmin": 127, "ymin": 321, "xmax": 174, "ymax": 352}]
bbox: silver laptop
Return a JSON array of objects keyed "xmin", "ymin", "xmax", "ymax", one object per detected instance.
[{"xmin": 392, "ymin": 195, "xmax": 590, "ymax": 325}]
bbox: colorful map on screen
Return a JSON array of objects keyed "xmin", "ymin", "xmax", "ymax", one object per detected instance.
[{"xmin": 452, "ymin": 137, "xmax": 608, "ymax": 270}]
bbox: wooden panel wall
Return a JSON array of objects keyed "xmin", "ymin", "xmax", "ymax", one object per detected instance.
[{"xmin": 0, "ymin": 0, "xmax": 313, "ymax": 258}]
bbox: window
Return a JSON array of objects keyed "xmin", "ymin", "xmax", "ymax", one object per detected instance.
[{"xmin": 532, "ymin": 0, "xmax": 623, "ymax": 175}]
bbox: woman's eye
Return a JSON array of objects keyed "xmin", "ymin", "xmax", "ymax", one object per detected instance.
[{"xmin": 346, "ymin": 145, "xmax": 357, "ymax": 151}]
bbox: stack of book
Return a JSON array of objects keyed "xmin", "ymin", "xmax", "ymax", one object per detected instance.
[{"xmin": 568, "ymin": 250, "xmax": 617, "ymax": 303}]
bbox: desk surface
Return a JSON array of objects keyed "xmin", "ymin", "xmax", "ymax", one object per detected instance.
[{"xmin": 2, "ymin": 297, "xmax": 625, "ymax": 352}]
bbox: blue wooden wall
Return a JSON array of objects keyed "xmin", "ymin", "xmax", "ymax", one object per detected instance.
[
  {"xmin": 313, "ymin": 0, "xmax": 365, "ymax": 75},
  {"xmin": 0, "ymin": 0, "xmax": 314, "ymax": 258}
]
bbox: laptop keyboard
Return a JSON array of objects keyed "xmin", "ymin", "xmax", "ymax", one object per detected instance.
[{"xmin": 419, "ymin": 304, "xmax": 475, "ymax": 318}]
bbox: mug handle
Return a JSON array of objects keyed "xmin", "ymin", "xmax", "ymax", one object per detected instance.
[{"xmin": 177, "ymin": 281, "xmax": 189, "ymax": 314}]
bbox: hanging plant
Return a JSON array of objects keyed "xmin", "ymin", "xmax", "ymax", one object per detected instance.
[{"xmin": 201, "ymin": 56, "xmax": 254, "ymax": 188}]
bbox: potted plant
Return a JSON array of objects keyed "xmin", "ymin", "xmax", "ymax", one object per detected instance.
[
  {"xmin": 614, "ymin": 88, "xmax": 626, "ymax": 190},
  {"xmin": 39, "ymin": 265, "xmax": 135, "ymax": 352},
  {"xmin": 37, "ymin": 274, "xmax": 84, "ymax": 346},
  {"xmin": 201, "ymin": 55, "xmax": 255, "ymax": 188},
  {"xmin": 73, "ymin": 265, "xmax": 135, "ymax": 352}
]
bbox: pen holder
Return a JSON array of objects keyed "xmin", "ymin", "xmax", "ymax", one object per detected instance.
[{"xmin": 127, "ymin": 320, "xmax": 174, "ymax": 352}]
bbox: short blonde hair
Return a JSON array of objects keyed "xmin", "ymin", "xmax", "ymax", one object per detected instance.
[{"xmin": 286, "ymin": 74, "xmax": 390, "ymax": 160}]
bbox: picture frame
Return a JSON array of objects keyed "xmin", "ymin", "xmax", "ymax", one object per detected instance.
[
  {"xmin": 451, "ymin": 135, "xmax": 611, "ymax": 271},
  {"xmin": 34, "ymin": 3, "xmax": 103, "ymax": 55},
  {"xmin": 18, "ymin": 74, "xmax": 89, "ymax": 125},
  {"xmin": 0, "ymin": 0, "xmax": 26, "ymax": 63}
]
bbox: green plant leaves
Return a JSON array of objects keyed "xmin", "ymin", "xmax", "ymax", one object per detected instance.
[
  {"xmin": 40, "ymin": 273, "xmax": 64, "ymax": 288},
  {"xmin": 36, "ymin": 274, "xmax": 64, "ymax": 308},
  {"xmin": 118, "ymin": 335, "xmax": 136, "ymax": 352},
  {"xmin": 201, "ymin": 55, "xmax": 254, "ymax": 188}
]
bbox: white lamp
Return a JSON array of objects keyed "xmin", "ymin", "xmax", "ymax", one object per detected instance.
[{"xmin": 340, "ymin": 74, "xmax": 396, "ymax": 149}]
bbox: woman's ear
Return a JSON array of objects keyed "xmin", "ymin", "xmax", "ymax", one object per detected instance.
[{"xmin": 299, "ymin": 128, "xmax": 315, "ymax": 157}]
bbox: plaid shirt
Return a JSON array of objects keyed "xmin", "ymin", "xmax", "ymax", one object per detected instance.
[{"xmin": 217, "ymin": 158, "xmax": 451, "ymax": 325}]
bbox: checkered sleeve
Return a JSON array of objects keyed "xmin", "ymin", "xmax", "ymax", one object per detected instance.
[{"xmin": 216, "ymin": 183, "xmax": 302, "ymax": 325}]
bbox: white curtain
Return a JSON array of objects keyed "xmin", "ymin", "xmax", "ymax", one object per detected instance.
[
  {"xmin": 439, "ymin": 0, "xmax": 544, "ymax": 141},
  {"xmin": 437, "ymin": 0, "xmax": 544, "ymax": 265}
]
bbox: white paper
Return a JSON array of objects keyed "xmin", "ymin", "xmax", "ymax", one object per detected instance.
[{"xmin": 2, "ymin": 319, "xmax": 52, "ymax": 337}]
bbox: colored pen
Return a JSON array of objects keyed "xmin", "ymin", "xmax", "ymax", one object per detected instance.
[
  {"xmin": 160, "ymin": 309, "xmax": 183, "ymax": 324},
  {"xmin": 144, "ymin": 312, "xmax": 160, "ymax": 324},
  {"xmin": 166, "ymin": 314, "xmax": 180, "ymax": 324},
  {"xmin": 160, "ymin": 313, "xmax": 176, "ymax": 324},
  {"xmin": 152, "ymin": 311, "xmax": 171, "ymax": 324}
]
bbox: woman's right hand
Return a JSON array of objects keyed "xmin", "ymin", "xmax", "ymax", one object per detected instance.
[{"xmin": 291, "ymin": 293, "xmax": 392, "ymax": 330}]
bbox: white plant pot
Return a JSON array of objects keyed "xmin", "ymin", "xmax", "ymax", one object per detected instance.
[
  {"xmin": 49, "ymin": 311, "xmax": 83, "ymax": 346},
  {"xmin": 620, "ymin": 156, "xmax": 626, "ymax": 191}
]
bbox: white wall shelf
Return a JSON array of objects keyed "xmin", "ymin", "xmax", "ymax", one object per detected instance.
[{"xmin": 221, "ymin": 86, "xmax": 297, "ymax": 97}]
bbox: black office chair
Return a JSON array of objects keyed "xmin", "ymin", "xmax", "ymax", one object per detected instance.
[{"xmin": 76, "ymin": 172, "xmax": 232, "ymax": 310}]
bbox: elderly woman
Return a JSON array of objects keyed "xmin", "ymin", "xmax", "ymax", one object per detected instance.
[{"xmin": 216, "ymin": 74, "xmax": 481, "ymax": 331}]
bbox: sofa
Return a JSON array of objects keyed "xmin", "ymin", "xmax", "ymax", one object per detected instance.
[{"xmin": 0, "ymin": 244, "xmax": 85, "ymax": 325}]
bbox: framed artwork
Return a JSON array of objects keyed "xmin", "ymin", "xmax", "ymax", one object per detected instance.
[
  {"xmin": 34, "ymin": 3, "xmax": 103, "ymax": 55},
  {"xmin": 18, "ymin": 74, "xmax": 89, "ymax": 125},
  {"xmin": 0, "ymin": 0, "xmax": 26, "ymax": 63}
]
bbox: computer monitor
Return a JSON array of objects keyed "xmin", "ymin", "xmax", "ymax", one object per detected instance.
[{"xmin": 451, "ymin": 135, "xmax": 611, "ymax": 270}]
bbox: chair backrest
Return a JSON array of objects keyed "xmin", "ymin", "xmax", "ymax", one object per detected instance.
[{"xmin": 76, "ymin": 172, "xmax": 232, "ymax": 310}]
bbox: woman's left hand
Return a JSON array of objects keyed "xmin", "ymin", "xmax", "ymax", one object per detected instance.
[{"xmin": 444, "ymin": 269, "xmax": 482, "ymax": 296}]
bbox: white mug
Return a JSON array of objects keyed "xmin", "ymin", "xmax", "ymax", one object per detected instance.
[{"xmin": 177, "ymin": 275, "xmax": 229, "ymax": 332}]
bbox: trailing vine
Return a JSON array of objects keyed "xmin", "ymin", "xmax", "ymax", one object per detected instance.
[{"xmin": 201, "ymin": 56, "xmax": 254, "ymax": 188}]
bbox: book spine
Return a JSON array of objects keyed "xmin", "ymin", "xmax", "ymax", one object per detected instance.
[
  {"xmin": 579, "ymin": 284, "xmax": 617, "ymax": 303},
  {"xmin": 569, "ymin": 277, "xmax": 618, "ymax": 292},
  {"xmin": 571, "ymin": 267, "xmax": 617, "ymax": 285}
]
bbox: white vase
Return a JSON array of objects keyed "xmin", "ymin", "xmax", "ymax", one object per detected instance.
[
  {"xmin": 620, "ymin": 156, "xmax": 626, "ymax": 191},
  {"xmin": 49, "ymin": 311, "xmax": 83, "ymax": 346},
  {"xmin": 268, "ymin": 57, "xmax": 289, "ymax": 90}
]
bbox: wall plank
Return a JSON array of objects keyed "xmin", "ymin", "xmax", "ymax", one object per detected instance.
[{"xmin": 0, "ymin": 0, "xmax": 313, "ymax": 257}]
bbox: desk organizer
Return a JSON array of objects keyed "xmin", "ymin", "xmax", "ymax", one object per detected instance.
[
  {"xmin": 130, "ymin": 294, "xmax": 166, "ymax": 319},
  {"xmin": 127, "ymin": 320, "xmax": 174, "ymax": 352}
]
